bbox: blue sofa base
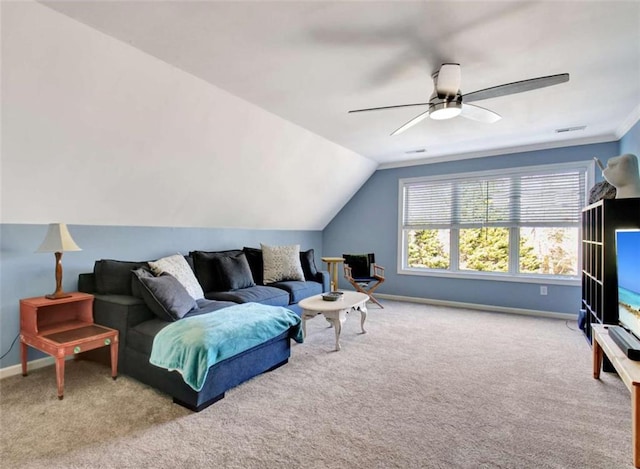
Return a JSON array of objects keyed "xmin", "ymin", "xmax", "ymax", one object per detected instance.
[
  {"xmin": 173, "ymin": 358, "xmax": 289, "ymax": 412},
  {"xmin": 123, "ymin": 330, "xmax": 291, "ymax": 412}
]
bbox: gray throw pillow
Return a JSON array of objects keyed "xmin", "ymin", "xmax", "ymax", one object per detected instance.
[
  {"xmin": 131, "ymin": 267, "xmax": 154, "ymax": 299},
  {"xmin": 300, "ymin": 249, "xmax": 318, "ymax": 280},
  {"xmin": 214, "ymin": 253, "xmax": 255, "ymax": 291},
  {"xmin": 134, "ymin": 271, "xmax": 197, "ymax": 321},
  {"xmin": 243, "ymin": 247, "xmax": 264, "ymax": 285},
  {"xmin": 190, "ymin": 250, "xmax": 243, "ymax": 292},
  {"xmin": 148, "ymin": 254, "xmax": 205, "ymax": 300}
]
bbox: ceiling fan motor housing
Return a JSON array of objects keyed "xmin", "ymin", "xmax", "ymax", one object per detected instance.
[{"xmin": 429, "ymin": 93, "xmax": 463, "ymax": 120}]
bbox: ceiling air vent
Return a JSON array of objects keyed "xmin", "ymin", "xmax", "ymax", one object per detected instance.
[
  {"xmin": 405, "ymin": 148, "xmax": 427, "ymax": 154},
  {"xmin": 555, "ymin": 126, "xmax": 586, "ymax": 133}
]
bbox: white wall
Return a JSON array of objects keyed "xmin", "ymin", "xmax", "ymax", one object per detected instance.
[{"xmin": 1, "ymin": 1, "xmax": 377, "ymax": 230}]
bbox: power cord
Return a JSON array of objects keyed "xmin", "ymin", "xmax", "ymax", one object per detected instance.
[
  {"xmin": 565, "ymin": 320, "xmax": 579, "ymax": 332},
  {"xmin": 0, "ymin": 334, "xmax": 19, "ymax": 360}
]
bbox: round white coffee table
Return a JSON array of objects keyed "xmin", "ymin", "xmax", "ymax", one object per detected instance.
[{"xmin": 299, "ymin": 291, "xmax": 369, "ymax": 351}]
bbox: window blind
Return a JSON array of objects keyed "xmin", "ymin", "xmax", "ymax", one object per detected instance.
[
  {"xmin": 519, "ymin": 171, "xmax": 585, "ymax": 225},
  {"xmin": 403, "ymin": 181, "xmax": 453, "ymax": 228},
  {"xmin": 403, "ymin": 167, "xmax": 587, "ymax": 229}
]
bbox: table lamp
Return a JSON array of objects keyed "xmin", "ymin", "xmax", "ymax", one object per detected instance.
[{"xmin": 37, "ymin": 223, "xmax": 82, "ymax": 299}]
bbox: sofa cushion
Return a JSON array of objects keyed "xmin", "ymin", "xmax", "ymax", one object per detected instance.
[
  {"xmin": 148, "ymin": 254, "xmax": 205, "ymax": 300},
  {"xmin": 131, "ymin": 266, "xmax": 154, "ymax": 299},
  {"xmin": 242, "ymin": 247, "xmax": 264, "ymax": 285},
  {"xmin": 261, "ymin": 243, "xmax": 305, "ymax": 284},
  {"xmin": 270, "ymin": 280, "xmax": 323, "ymax": 304},
  {"xmin": 192, "ymin": 298, "xmax": 239, "ymax": 315},
  {"xmin": 135, "ymin": 271, "xmax": 197, "ymax": 322},
  {"xmin": 127, "ymin": 299, "xmax": 237, "ymax": 355},
  {"xmin": 205, "ymin": 285, "xmax": 290, "ymax": 307},
  {"xmin": 300, "ymin": 249, "xmax": 318, "ymax": 281},
  {"xmin": 128, "ymin": 318, "xmax": 172, "ymax": 355},
  {"xmin": 190, "ymin": 250, "xmax": 243, "ymax": 292},
  {"xmin": 94, "ymin": 259, "xmax": 148, "ymax": 295},
  {"xmin": 214, "ymin": 253, "xmax": 255, "ymax": 291}
]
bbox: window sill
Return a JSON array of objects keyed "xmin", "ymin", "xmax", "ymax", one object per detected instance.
[{"xmin": 397, "ymin": 268, "xmax": 581, "ymax": 286}]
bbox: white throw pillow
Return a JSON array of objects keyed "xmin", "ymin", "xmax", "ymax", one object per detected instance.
[
  {"xmin": 148, "ymin": 254, "xmax": 205, "ymax": 300},
  {"xmin": 261, "ymin": 243, "xmax": 305, "ymax": 284}
]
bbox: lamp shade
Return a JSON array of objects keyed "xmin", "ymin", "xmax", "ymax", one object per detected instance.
[{"xmin": 36, "ymin": 223, "xmax": 82, "ymax": 253}]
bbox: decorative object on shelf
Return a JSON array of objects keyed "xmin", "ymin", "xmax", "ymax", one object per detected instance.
[
  {"xmin": 602, "ymin": 153, "xmax": 640, "ymax": 199},
  {"xmin": 588, "ymin": 181, "xmax": 616, "ymax": 204},
  {"xmin": 36, "ymin": 223, "xmax": 82, "ymax": 299}
]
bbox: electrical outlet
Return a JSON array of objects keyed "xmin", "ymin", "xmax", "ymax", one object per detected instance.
[{"xmin": 540, "ymin": 286, "xmax": 548, "ymax": 296}]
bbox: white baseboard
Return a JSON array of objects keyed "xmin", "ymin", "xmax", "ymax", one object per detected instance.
[
  {"xmin": 374, "ymin": 292, "xmax": 576, "ymax": 321},
  {"xmin": 0, "ymin": 356, "xmax": 55, "ymax": 380}
]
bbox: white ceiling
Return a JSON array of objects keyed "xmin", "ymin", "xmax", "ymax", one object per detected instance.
[{"xmin": 42, "ymin": 1, "xmax": 640, "ymax": 168}]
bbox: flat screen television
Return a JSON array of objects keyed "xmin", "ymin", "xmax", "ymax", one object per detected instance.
[{"xmin": 616, "ymin": 229, "xmax": 640, "ymax": 339}]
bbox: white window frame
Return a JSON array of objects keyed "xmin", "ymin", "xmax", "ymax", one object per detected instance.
[{"xmin": 397, "ymin": 160, "xmax": 595, "ymax": 285}]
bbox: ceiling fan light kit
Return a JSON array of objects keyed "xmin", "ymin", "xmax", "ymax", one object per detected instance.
[
  {"xmin": 349, "ymin": 63, "xmax": 570, "ymax": 136},
  {"xmin": 429, "ymin": 99, "xmax": 462, "ymax": 120}
]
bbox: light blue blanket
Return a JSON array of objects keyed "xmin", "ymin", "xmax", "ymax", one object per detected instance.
[{"xmin": 149, "ymin": 303, "xmax": 303, "ymax": 391}]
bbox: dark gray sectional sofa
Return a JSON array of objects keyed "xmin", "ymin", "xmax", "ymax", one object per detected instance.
[{"xmin": 78, "ymin": 247, "xmax": 329, "ymax": 411}]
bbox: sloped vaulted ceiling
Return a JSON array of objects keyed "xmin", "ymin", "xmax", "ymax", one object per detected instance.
[
  {"xmin": 34, "ymin": 1, "xmax": 640, "ymax": 166},
  {"xmin": 3, "ymin": 1, "xmax": 639, "ymax": 230},
  {"xmin": 1, "ymin": 1, "xmax": 377, "ymax": 230}
]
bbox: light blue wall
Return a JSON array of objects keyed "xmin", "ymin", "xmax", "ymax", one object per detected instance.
[
  {"xmin": 323, "ymin": 141, "xmax": 621, "ymax": 314},
  {"xmin": 620, "ymin": 119, "xmax": 640, "ymax": 155},
  {"xmin": 0, "ymin": 224, "xmax": 322, "ymax": 368},
  {"xmin": 3, "ymin": 135, "xmax": 637, "ymax": 369}
]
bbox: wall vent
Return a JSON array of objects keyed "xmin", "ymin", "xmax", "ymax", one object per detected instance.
[{"xmin": 555, "ymin": 126, "xmax": 586, "ymax": 133}]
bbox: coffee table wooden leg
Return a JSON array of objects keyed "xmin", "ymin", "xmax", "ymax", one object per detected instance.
[
  {"xmin": 634, "ymin": 384, "xmax": 640, "ymax": 468},
  {"xmin": 332, "ymin": 317, "xmax": 342, "ymax": 351},
  {"xmin": 358, "ymin": 304, "xmax": 368, "ymax": 334},
  {"xmin": 55, "ymin": 354, "xmax": 65, "ymax": 400},
  {"xmin": 325, "ymin": 311, "xmax": 347, "ymax": 351},
  {"xmin": 301, "ymin": 311, "xmax": 313, "ymax": 338},
  {"xmin": 593, "ymin": 337, "xmax": 603, "ymax": 379},
  {"xmin": 20, "ymin": 340, "xmax": 28, "ymax": 376},
  {"xmin": 110, "ymin": 339, "xmax": 118, "ymax": 380}
]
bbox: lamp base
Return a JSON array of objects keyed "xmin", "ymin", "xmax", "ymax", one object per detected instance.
[{"xmin": 45, "ymin": 292, "xmax": 72, "ymax": 300}]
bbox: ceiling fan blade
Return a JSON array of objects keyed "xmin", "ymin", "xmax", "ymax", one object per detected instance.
[
  {"xmin": 462, "ymin": 73, "xmax": 569, "ymax": 103},
  {"xmin": 460, "ymin": 103, "xmax": 502, "ymax": 123},
  {"xmin": 435, "ymin": 63, "xmax": 461, "ymax": 97},
  {"xmin": 390, "ymin": 108, "xmax": 431, "ymax": 136},
  {"xmin": 348, "ymin": 103, "xmax": 429, "ymax": 113}
]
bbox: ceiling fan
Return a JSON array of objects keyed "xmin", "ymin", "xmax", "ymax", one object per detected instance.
[{"xmin": 348, "ymin": 63, "xmax": 569, "ymax": 136}]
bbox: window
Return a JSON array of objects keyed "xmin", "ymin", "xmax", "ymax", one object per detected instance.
[{"xmin": 399, "ymin": 161, "xmax": 593, "ymax": 283}]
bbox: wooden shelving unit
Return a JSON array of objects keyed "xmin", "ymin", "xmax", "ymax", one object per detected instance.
[{"xmin": 582, "ymin": 198, "xmax": 640, "ymax": 343}]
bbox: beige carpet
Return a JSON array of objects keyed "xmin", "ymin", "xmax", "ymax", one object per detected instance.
[{"xmin": 0, "ymin": 301, "xmax": 632, "ymax": 468}]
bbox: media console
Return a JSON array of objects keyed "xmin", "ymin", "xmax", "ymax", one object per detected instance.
[{"xmin": 592, "ymin": 324, "xmax": 640, "ymax": 468}]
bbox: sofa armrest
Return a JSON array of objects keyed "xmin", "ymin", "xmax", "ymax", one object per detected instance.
[
  {"xmin": 314, "ymin": 270, "xmax": 331, "ymax": 293},
  {"xmin": 78, "ymin": 273, "xmax": 96, "ymax": 293},
  {"xmin": 93, "ymin": 294, "xmax": 154, "ymax": 370}
]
